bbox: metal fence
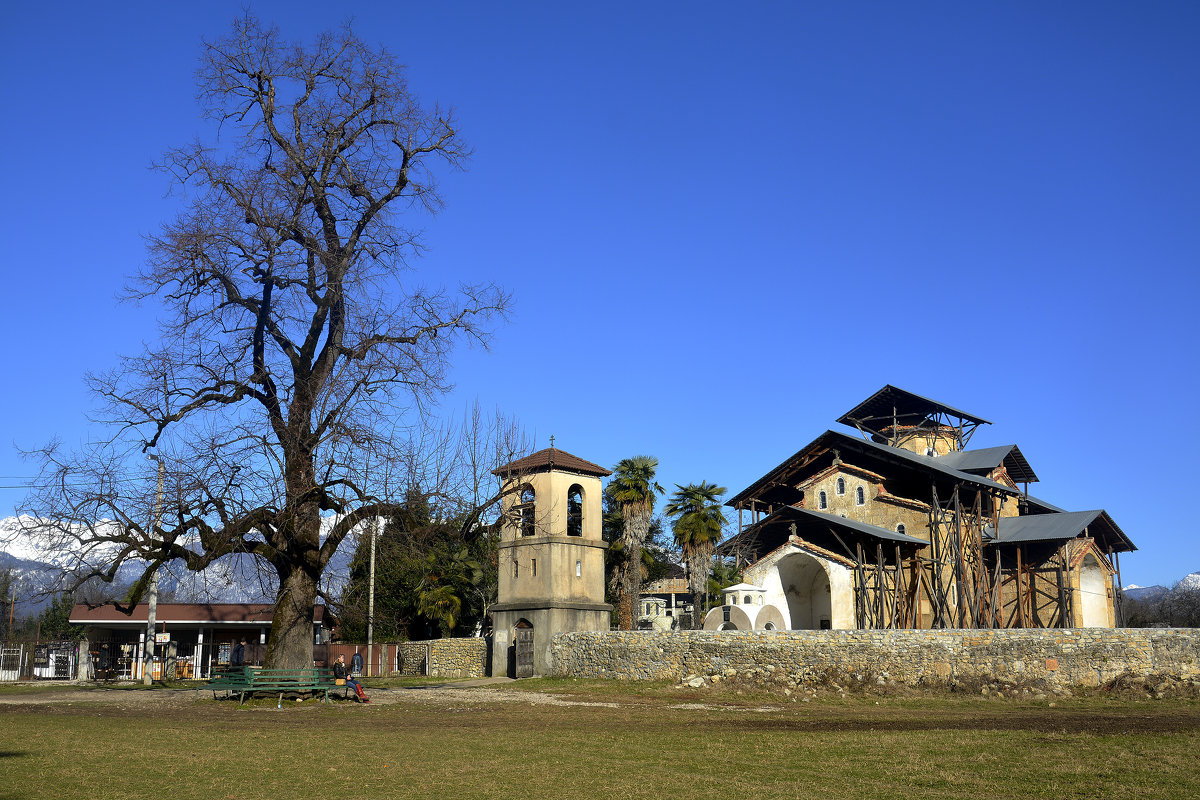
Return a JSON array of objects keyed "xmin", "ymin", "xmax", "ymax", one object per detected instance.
[{"xmin": 0, "ymin": 641, "xmax": 80, "ymax": 681}]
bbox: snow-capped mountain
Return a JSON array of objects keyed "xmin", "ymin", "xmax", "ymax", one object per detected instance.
[
  {"xmin": 0, "ymin": 515, "xmax": 363, "ymax": 617},
  {"xmin": 1122, "ymin": 570, "xmax": 1200, "ymax": 601},
  {"xmin": 1121, "ymin": 583, "xmax": 1169, "ymax": 601}
]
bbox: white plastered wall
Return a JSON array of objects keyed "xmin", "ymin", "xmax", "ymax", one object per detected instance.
[
  {"xmin": 744, "ymin": 543, "xmax": 855, "ymax": 630},
  {"xmin": 1078, "ymin": 554, "xmax": 1111, "ymax": 628}
]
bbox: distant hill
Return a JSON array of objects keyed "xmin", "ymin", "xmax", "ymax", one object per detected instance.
[
  {"xmin": 1123, "ymin": 570, "xmax": 1200, "ymax": 601},
  {"xmin": 1, "ymin": 515, "xmax": 360, "ymax": 619},
  {"xmin": 1122, "ymin": 584, "xmax": 1169, "ymax": 601}
]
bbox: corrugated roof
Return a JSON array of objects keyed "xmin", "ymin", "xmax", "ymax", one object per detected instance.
[
  {"xmin": 837, "ymin": 385, "xmax": 991, "ymax": 429},
  {"xmin": 935, "ymin": 445, "xmax": 1038, "ymax": 484},
  {"xmin": 720, "ymin": 505, "xmax": 929, "ymax": 560},
  {"xmin": 492, "ymin": 447, "xmax": 611, "ymax": 478},
  {"xmin": 782, "ymin": 506, "xmax": 930, "ymax": 545},
  {"xmin": 986, "ymin": 509, "xmax": 1135, "ymax": 553},
  {"xmin": 728, "ymin": 429, "xmax": 1019, "ymax": 507},
  {"xmin": 1023, "ymin": 494, "xmax": 1067, "ymax": 514}
]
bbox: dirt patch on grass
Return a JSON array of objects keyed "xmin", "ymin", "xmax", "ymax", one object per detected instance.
[
  {"xmin": 0, "ymin": 683, "xmax": 622, "ymax": 713},
  {"xmin": 4, "ymin": 679, "xmax": 1199, "ymax": 738}
]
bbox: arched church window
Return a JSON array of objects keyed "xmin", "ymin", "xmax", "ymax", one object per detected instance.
[
  {"xmin": 567, "ymin": 485, "xmax": 584, "ymax": 536},
  {"xmin": 518, "ymin": 485, "xmax": 536, "ymax": 536},
  {"xmin": 744, "ymin": 595, "xmax": 752, "ymax": 605},
  {"xmin": 819, "ymin": 491, "xmax": 828, "ymax": 510},
  {"xmin": 897, "ymin": 523, "xmax": 906, "ymax": 536},
  {"xmin": 855, "ymin": 486, "xmax": 865, "ymax": 505},
  {"xmin": 835, "ymin": 477, "xmax": 846, "ymax": 495}
]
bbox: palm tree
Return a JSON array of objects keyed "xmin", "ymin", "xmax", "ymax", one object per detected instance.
[
  {"xmin": 608, "ymin": 456, "xmax": 664, "ymax": 630},
  {"xmin": 665, "ymin": 481, "xmax": 727, "ymax": 629}
]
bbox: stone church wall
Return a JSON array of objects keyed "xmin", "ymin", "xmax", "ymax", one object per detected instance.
[{"xmin": 550, "ymin": 628, "xmax": 1200, "ymax": 688}]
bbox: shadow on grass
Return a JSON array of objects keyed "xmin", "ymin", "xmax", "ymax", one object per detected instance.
[{"xmin": 707, "ymin": 709, "xmax": 1200, "ymax": 735}]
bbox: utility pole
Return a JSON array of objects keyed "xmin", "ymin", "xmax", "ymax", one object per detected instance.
[
  {"xmin": 6, "ymin": 578, "xmax": 16, "ymax": 636},
  {"xmin": 366, "ymin": 516, "xmax": 380, "ymax": 677},
  {"xmin": 143, "ymin": 455, "xmax": 165, "ymax": 686}
]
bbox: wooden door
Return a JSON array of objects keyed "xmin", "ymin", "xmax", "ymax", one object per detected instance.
[{"xmin": 514, "ymin": 626, "xmax": 534, "ymax": 678}]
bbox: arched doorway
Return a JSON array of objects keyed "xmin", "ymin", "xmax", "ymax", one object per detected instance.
[
  {"xmin": 1078, "ymin": 554, "xmax": 1108, "ymax": 628},
  {"xmin": 776, "ymin": 552, "xmax": 832, "ymax": 630}
]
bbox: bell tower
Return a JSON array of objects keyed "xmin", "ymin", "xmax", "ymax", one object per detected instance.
[{"xmin": 489, "ymin": 447, "xmax": 611, "ymax": 678}]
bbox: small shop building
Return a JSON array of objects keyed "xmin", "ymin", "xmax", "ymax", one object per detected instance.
[{"xmin": 69, "ymin": 602, "xmax": 332, "ymax": 680}]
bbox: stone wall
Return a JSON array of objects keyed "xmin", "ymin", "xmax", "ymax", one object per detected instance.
[
  {"xmin": 394, "ymin": 637, "xmax": 489, "ymax": 679},
  {"xmin": 551, "ymin": 628, "xmax": 1200, "ymax": 689}
]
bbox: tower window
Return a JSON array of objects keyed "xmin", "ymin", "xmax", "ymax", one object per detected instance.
[
  {"xmin": 532, "ymin": 558, "xmax": 537, "ymax": 576},
  {"xmin": 567, "ymin": 485, "xmax": 583, "ymax": 536},
  {"xmin": 819, "ymin": 491, "xmax": 828, "ymax": 510},
  {"xmin": 835, "ymin": 477, "xmax": 846, "ymax": 495},
  {"xmin": 855, "ymin": 486, "xmax": 865, "ymax": 505},
  {"xmin": 513, "ymin": 559, "xmax": 519, "ymax": 578},
  {"xmin": 576, "ymin": 560, "xmax": 581, "ymax": 578}
]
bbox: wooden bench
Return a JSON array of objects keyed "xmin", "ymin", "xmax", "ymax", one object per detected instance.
[{"xmin": 209, "ymin": 666, "xmax": 339, "ymax": 704}]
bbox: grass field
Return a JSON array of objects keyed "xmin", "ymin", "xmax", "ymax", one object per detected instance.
[{"xmin": 1, "ymin": 679, "xmax": 1197, "ymax": 800}]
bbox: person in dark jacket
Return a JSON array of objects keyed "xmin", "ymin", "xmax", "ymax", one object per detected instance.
[
  {"xmin": 333, "ymin": 655, "xmax": 368, "ymax": 702},
  {"xmin": 230, "ymin": 639, "xmax": 246, "ymax": 667}
]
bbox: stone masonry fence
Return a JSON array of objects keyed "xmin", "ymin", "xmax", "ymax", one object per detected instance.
[
  {"xmin": 394, "ymin": 637, "xmax": 489, "ymax": 679},
  {"xmin": 551, "ymin": 628, "xmax": 1200, "ymax": 689}
]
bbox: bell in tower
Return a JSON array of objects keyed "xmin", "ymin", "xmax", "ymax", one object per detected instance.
[{"xmin": 489, "ymin": 446, "xmax": 612, "ymax": 678}]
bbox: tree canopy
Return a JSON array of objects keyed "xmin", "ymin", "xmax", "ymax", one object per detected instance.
[
  {"xmin": 14, "ymin": 16, "xmax": 508, "ymax": 668},
  {"xmin": 607, "ymin": 456, "xmax": 664, "ymax": 630},
  {"xmin": 338, "ymin": 492, "xmax": 498, "ymax": 641},
  {"xmin": 664, "ymin": 481, "xmax": 727, "ymax": 628}
]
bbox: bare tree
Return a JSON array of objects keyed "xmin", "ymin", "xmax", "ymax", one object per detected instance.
[{"xmin": 13, "ymin": 16, "xmax": 508, "ymax": 668}]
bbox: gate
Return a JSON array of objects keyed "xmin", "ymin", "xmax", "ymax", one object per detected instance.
[
  {"xmin": 514, "ymin": 624, "xmax": 534, "ymax": 678},
  {"xmin": 0, "ymin": 646, "xmax": 24, "ymax": 681}
]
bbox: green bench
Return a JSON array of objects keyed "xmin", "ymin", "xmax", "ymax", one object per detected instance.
[{"xmin": 209, "ymin": 666, "xmax": 340, "ymax": 704}]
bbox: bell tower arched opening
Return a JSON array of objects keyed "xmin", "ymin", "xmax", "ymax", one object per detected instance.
[{"xmin": 567, "ymin": 484, "xmax": 584, "ymax": 537}]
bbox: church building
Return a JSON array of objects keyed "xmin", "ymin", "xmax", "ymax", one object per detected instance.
[{"xmin": 710, "ymin": 386, "xmax": 1135, "ymax": 631}]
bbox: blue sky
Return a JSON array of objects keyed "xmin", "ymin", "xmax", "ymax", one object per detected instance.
[{"xmin": 1, "ymin": 1, "xmax": 1197, "ymax": 587}]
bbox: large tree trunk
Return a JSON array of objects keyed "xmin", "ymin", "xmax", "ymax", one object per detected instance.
[{"xmin": 264, "ymin": 564, "xmax": 319, "ymax": 669}]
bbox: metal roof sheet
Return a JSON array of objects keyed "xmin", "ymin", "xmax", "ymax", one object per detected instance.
[
  {"xmin": 722, "ymin": 505, "xmax": 929, "ymax": 552},
  {"xmin": 782, "ymin": 506, "xmax": 931, "ymax": 545},
  {"xmin": 837, "ymin": 384, "xmax": 992, "ymax": 429},
  {"xmin": 728, "ymin": 429, "xmax": 1019, "ymax": 507},
  {"xmin": 1023, "ymin": 494, "xmax": 1067, "ymax": 514},
  {"xmin": 935, "ymin": 445, "xmax": 1038, "ymax": 484},
  {"xmin": 986, "ymin": 509, "xmax": 1135, "ymax": 552}
]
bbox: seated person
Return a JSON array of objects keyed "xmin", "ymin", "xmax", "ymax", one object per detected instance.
[{"xmin": 333, "ymin": 654, "xmax": 368, "ymax": 702}]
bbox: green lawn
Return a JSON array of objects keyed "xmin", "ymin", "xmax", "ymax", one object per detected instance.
[{"xmin": 1, "ymin": 681, "xmax": 1196, "ymax": 800}]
